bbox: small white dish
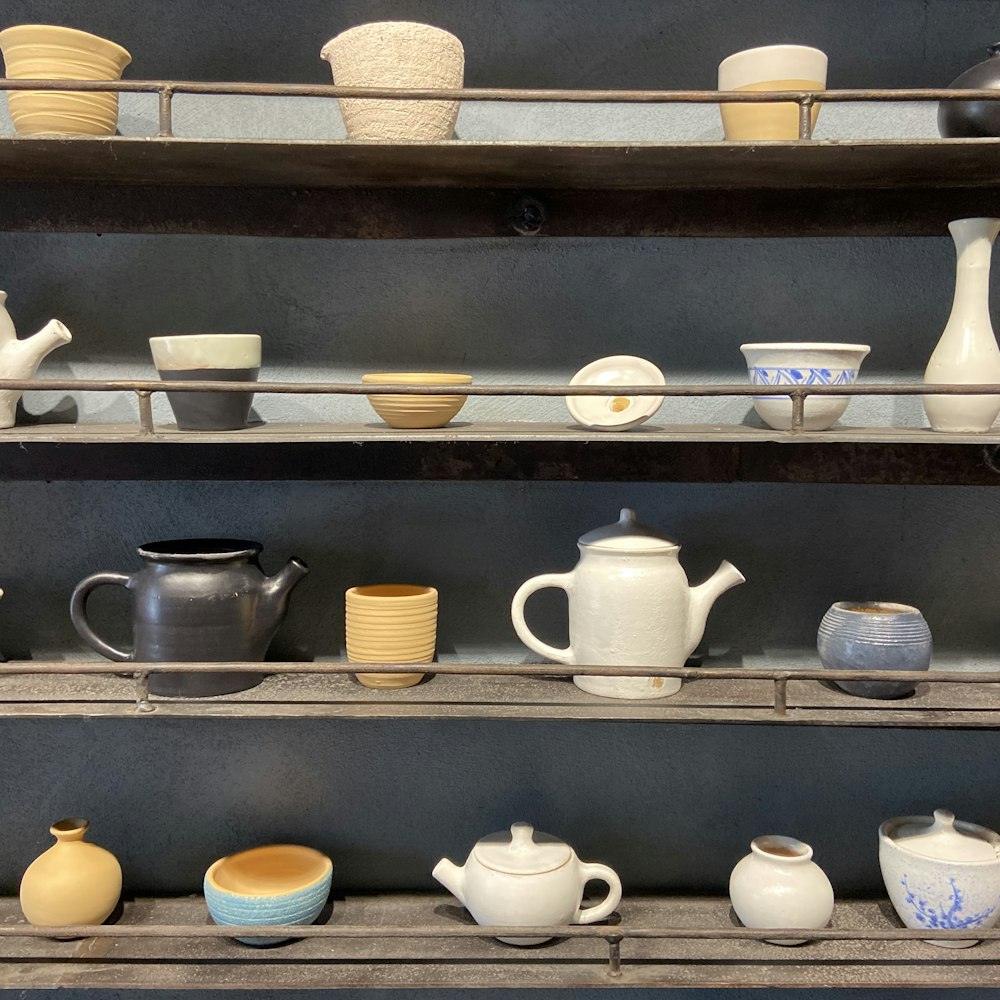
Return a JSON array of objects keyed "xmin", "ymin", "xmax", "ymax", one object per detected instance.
[{"xmin": 566, "ymin": 356, "xmax": 665, "ymax": 431}]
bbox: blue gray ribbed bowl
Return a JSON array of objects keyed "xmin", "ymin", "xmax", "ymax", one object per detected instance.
[
  {"xmin": 204, "ymin": 845, "xmax": 333, "ymax": 946},
  {"xmin": 817, "ymin": 601, "xmax": 932, "ymax": 699}
]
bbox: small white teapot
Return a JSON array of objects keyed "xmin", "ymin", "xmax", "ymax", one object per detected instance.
[
  {"xmin": 432, "ymin": 822, "xmax": 622, "ymax": 945},
  {"xmin": 511, "ymin": 508, "xmax": 745, "ymax": 700}
]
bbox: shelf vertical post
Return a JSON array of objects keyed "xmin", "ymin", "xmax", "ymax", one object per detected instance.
[
  {"xmin": 606, "ymin": 933, "xmax": 623, "ymax": 977},
  {"xmin": 798, "ymin": 96, "xmax": 814, "ymax": 140},
  {"xmin": 157, "ymin": 88, "xmax": 175, "ymax": 138},
  {"xmin": 136, "ymin": 390, "xmax": 154, "ymax": 434}
]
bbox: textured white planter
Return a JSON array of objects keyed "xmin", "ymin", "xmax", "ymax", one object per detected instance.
[
  {"xmin": 923, "ymin": 218, "xmax": 1000, "ymax": 432},
  {"xmin": 729, "ymin": 835, "xmax": 834, "ymax": 946},
  {"xmin": 321, "ymin": 22, "xmax": 464, "ymax": 140}
]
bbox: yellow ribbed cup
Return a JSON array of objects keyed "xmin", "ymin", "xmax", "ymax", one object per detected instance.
[
  {"xmin": 362, "ymin": 373, "xmax": 472, "ymax": 429},
  {"xmin": 346, "ymin": 585, "xmax": 437, "ymax": 689},
  {"xmin": 0, "ymin": 25, "xmax": 131, "ymax": 136}
]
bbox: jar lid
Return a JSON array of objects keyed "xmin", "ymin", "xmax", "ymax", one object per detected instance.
[
  {"xmin": 891, "ymin": 809, "xmax": 1000, "ymax": 862},
  {"xmin": 472, "ymin": 822, "xmax": 572, "ymax": 874},
  {"xmin": 578, "ymin": 508, "xmax": 677, "ymax": 551}
]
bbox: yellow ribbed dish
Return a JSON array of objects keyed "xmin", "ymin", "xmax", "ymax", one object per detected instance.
[
  {"xmin": 0, "ymin": 25, "xmax": 131, "ymax": 136},
  {"xmin": 362, "ymin": 373, "xmax": 472, "ymax": 429}
]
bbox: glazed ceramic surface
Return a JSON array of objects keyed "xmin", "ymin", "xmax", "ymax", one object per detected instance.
[
  {"xmin": 205, "ymin": 844, "xmax": 333, "ymax": 946},
  {"xmin": 817, "ymin": 601, "xmax": 932, "ymax": 699},
  {"xmin": 20, "ymin": 818, "xmax": 122, "ymax": 928},
  {"xmin": 511, "ymin": 508, "xmax": 744, "ymax": 700},
  {"xmin": 0, "ymin": 25, "xmax": 131, "ymax": 136},
  {"xmin": 740, "ymin": 342, "xmax": 870, "ymax": 431},
  {"xmin": 362, "ymin": 372, "xmax": 472, "ymax": 428},
  {"xmin": 150, "ymin": 335, "xmax": 262, "ymax": 431},
  {"xmin": 939, "ymin": 45, "xmax": 1000, "ymax": 138},
  {"xmin": 718, "ymin": 45, "xmax": 827, "ymax": 140},
  {"xmin": 566, "ymin": 355, "xmax": 665, "ymax": 431},
  {"xmin": 320, "ymin": 21, "xmax": 464, "ymax": 140},
  {"xmin": 879, "ymin": 809, "xmax": 1000, "ymax": 948},
  {"xmin": 346, "ymin": 584, "xmax": 437, "ymax": 689},
  {"xmin": 728, "ymin": 835, "xmax": 834, "ymax": 946},
  {"xmin": 70, "ymin": 539, "xmax": 308, "ymax": 697},
  {"xmin": 923, "ymin": 218, "xmax": 1000, "ymax": 432},
  {"xmin": 432, "ymin": 821, "xmax": 622, "ymax": 945},
  {"xmin": 0, "ymin": 291, "xmax": 71, "ymax": 429}
]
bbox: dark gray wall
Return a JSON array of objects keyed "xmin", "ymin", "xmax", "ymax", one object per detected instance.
[{"xmin": 3, "ymin": 0, "xmax": 1000, "ymax": 996}]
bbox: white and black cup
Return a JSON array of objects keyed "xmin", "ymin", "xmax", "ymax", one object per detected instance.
[{"xmin": 149, "ymin": 334, "xmax": 261, "ymax": 431}]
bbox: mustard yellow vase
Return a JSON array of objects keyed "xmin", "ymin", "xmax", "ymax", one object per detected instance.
[{"xmin": 20, "ymin": 818, "xmax": 122, "ymax": 927}]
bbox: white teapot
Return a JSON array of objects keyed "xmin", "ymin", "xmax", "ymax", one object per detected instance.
[
  {"xmin": 511, "ymin": 508, "xmax": 745, "ymax": 700},
  {"xmin": 432, "ymin": 822, "xmax": 622, "ymax": 945}
]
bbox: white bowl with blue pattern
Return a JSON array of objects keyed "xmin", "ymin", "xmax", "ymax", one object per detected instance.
[
  {"xmin": 879, "ymin": 809, "xmax": 1000, "ymax": 948},
  {"xmin": 740, "ymin": 342, "xmax": 870, "ymax": 430},
  {"xmin": 205, "ymin": 844, "xmax": 333, "ymax": 946}
]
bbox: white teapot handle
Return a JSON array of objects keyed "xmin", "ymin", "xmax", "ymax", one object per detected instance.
[
  {"xmin": 511, "ymin": 572, "xmax": 575, "ymax": 664},
  {"xmin": 573, "ymin": 862, "xmax": 623, "ymax": 925}
]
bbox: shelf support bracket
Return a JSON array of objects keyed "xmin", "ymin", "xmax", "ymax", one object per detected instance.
[
  {"xmin": 158, "ymin": 88, "xmax": 175, "ymax": 138},
  {"xmin": 773, "ymin": 677, "xmax": 788, "ymax": 716},
  {"xmin": 606, "ymin": 933, "xmax": 623, "ymax": 977},
  {"xmin": 798, "ymin": 96, "xmax": 815, "ymax": 140},
  {"xmin": 136, "ymin": 390, "xmax": 154, "ymax": 434},
  {"xmin": 789, "ymin": 390, "xmax": 806, "ymax": 432},
  {"xmin": 134, "ymin": 671, "xmax": 154, "ymax": 713}
]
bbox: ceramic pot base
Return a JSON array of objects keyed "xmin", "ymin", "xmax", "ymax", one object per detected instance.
[
  {"xmin": 573, "ymin": 674, "xmax": 682, "ymax": 700},
  {"xmin": 354, "ymin": 671, "xmax": 425, "ymax": 689},
  {"xmin": 159, "ymin": 367, "xmax": 259, "ymax": 430},
  {"xmin": 148, "ymin": 670, "xmax": 264, "ymax": 698}
]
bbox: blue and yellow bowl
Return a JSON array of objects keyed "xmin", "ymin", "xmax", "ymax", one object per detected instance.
[{"xmin": 204, "ymin": 844, "xmax": 332, "ymax": 946}]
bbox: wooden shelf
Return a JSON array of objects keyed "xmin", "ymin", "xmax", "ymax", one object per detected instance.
[
  {"xmin": 2, "ymin": 894, "xmax": 997, "ymax": 990},
  {"xmin": 1, "ymin": 422, "xmax": 1000, "ymax": 483},
  {"xmin": 1, "ymin": 137, "xmax": 999, "ymax": 237},
  {"xmin": 3, "ymin": 662, "xmax": 999, "ymax": 726}
]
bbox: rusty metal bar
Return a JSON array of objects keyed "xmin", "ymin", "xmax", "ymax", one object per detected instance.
[
  {"xmin": 798, "ymin": 95, "xmax": 814, "ymax": 140},
  {"xmin": 133, "ymin": 671, "xmax": 153, "ymax": 714},
  {"xmin": 2, "ymin": 660, "xmax": 997, "ymax": 684},
  {"xmin": 1, "ymin": 920, "xmax": 999, "ymax": 942},
  {"xmin": 0, "ymin": 78, "xmax": 999, "ymax": 104},
  {"xmin": 607, "ymin": 934, "xmax": 623, "ymax": 977},
  {"xmin": 135, "ymin": 390, "xmax": 153, "ymax": 433},
  {"xmin": 157, "ymin": 87, "xmax": 174, "ymax": 137},
  {"xmin": 790, "ymin": 390, "xmax": 806, "ymax": 430},
  {"xmin": 773, "ymin": 677, "xmax": 788, "ymax": 715},
  {"xmin": 5, "ymin": 378, "xmax": 1000, "ymax": 398}
]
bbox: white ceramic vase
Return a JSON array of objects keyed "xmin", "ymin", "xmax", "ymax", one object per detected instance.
[
  {"xmin": 320, "ymin": 22, "xmax": 464, "ymax": 140},
  {"xmin": 728, "ymin": 835, "xmax": 834, "ymax": 945},
  {"xmin": 923, "ymin": 218, "xmax": 1000, "ymax": 432}
]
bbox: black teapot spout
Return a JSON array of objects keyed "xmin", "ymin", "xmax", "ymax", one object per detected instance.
[{"xmin": 259, "ymin": 557, "xmax": 309, "ymax": 628}]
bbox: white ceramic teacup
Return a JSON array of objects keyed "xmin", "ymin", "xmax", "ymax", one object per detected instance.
[
  {"xmin": 740, "ymin": 342, "xmax": 870, "ymax": 431},
  {"xmin": 718, "ymin": 44, "xmax": 828, "ymax": 140}
]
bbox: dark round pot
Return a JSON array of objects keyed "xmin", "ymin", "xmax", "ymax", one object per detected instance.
[
  {"xmin": 939, "ymin": 44, "xmax": 1000, "ymax": 138},
  {"xmin": 817, "ymin": 601, "xmax": 932, "ymax": 699}
]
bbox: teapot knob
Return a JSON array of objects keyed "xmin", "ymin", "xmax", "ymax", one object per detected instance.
[
  {"xmin": 931, "ymin": 808, "xmax": 956, "ymax": 832},
  {"xmin": 510, "ymin": 822, "xmax": 535, "ymax": 851},
  {"xmin": 618, "ymin": 508, "xmax": 637, "ymax": 526}
]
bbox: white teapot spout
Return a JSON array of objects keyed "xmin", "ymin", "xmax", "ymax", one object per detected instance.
[
  {"xmin": 685, "ymin": 560, "xmax": 745, "ymax": 651},
  {"xmin": 431, "ymin": 857, "xmax": 468, "ymax": 907},
  {"xmin": 0, "ymin": 291, "xmax": 72, "ymax": 429}
]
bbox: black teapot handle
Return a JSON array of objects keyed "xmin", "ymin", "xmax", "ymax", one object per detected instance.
[{"xmin": 70, "ymin": 572, "xmax": 134, "ymax": 662}]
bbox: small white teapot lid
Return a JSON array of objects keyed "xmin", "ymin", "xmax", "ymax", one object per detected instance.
[
  {"xmin": 893, "ymin": 809, "xmax": 1000, "ymax": 862},
  {"xmin": 472, "ymin": 822, "xmax": 572, "ymax": 874},
  {"xmin": 578, "ymin": 508, "xmax": 677, "ymax": 551}
]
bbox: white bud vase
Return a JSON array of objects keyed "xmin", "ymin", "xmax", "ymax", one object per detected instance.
[{"xmin": 923, "ymin": 217, "xmax": 1000, "ymax": 432}]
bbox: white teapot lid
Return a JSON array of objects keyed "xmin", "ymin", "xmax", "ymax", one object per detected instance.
[
  {"xmin": 892, "ymin": 809, "xmax": 1000, "ymax": 862},
  {"xmin": 473, "ymin": 822, "xmax": 572, "ymax": 874},
  {"xmin": 579, "ymin": 508, "xmax": 677, "ymax": 551}
]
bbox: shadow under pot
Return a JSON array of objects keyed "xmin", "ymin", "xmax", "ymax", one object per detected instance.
[
  {"xmin": 70, "ymin": 539, "xmax": 308, "ymax": 697},
  {"xmin": 150, "ymin": 335, "xmax": 261, "ymax": 431},
  {"xmin": 817, "ymin": 601, "xmax": 932, "ymax": 699}
]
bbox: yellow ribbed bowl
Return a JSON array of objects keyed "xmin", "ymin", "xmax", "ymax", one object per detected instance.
[
  {"xmin": 0, "ymin": 25, "xmax": 131, "ymax": 136},
  {"xmin": 362, "ymin": 373, "xmax": 472, "ymax": 429}
]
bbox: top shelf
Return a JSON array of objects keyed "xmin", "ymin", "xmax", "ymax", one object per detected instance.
[{"xmin": 3, "ymin": 136, "xmax": 1000, "ymax": 238}]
